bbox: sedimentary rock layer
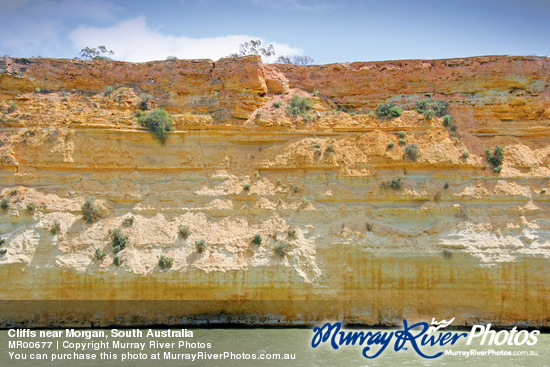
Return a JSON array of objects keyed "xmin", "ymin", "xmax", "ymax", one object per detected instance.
[{"xmin": 0, "ymin": 55, "xmax": 548, "ymax": 327}]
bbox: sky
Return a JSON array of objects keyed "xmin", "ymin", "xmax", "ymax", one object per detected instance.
[{"xmin": 0, "ymin": 0, "xmax": 549, "ymax": 64}]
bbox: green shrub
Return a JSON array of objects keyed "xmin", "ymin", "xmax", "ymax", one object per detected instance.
[
  {"xmin": 26, "ymin": 203, "xmax": 36, "ymax": 214},
  {"xmin": 50, "ymin": 221, "xmax": 61, "ymax": 235},
  {"xmin": 416, "ymin": 100, "xmax": 449, "ymax": 117},
  {"xmin": 1, "ymin": 198, "xmax": 10, "ymax": 210},
  {"xmin": 287, "ymin": 229, "xmax": 297, "ymax": 239},
  {"xmin": 405, "ymin": 144, "xmax": 419, "ymax": 161},
  {"xmin": 243, "ymin": 183, "xmax": 251, "ymax": 191},
  {"xmin": 252, "ymin": 234, "xmax": 262, "ymax": 245},
  {"xmin": 493, "ymin": 165, "xmax": 502, "ymax": 173},
  {"xmin": 287, "ymin": 94, "xmax": 313, "ymax": 118},
  {"xmin": 381, "ymin": 178, "xmax": 402, "ymax": 190},
  {"xmin": 376, "ymin": 102, "xmax": 395, "ymax": 117},
  {"xmin": 485, "ymin": 145, "xmax": 504, "ymax": 167},
  {"xmin": 95, "ymin": 248, "xmax": 107, "ymax": 260},
  {"xmin": 442, "ymin": 115, "xmax": 452, "ymax": 127},
  {"xmin": 398, "ymin": 138, "xmax": 406, "ymax": 145},
  {"xmin": 0, "ymin": 248, "xmax": 6, "ymax": 255},
  {"xmin": 390, "ymin": 106, "xmax": 403, "ymax": 117},
  {"xmin": 113, "ymin": 256, "xmax": 121, "ymax": 266},
  {"xmin": 138, "ymin": 108, "xmax": 173, "ymax": 144},
  {"xmin": 387, "ymin": 142, "xmax": 395, "ymax": 149},
  {"xmin": 424, "ymin": 109, "xmax": 435, "ymax": 120},
  {"xmin": 158, "ymin": 255, "xmax": 174, "ymax": 269},
  {"xmin": 0, "ymin": 238, "xmax": 5, "ymax": 246},
  {"xmin": 398, "ymin": 131, "xmax": 407, "ymax": 139},
  {"xmin": 111, "ymin": 228, "xmax": 128, "ymax": 253},
  {"xmin": 273, "ymin": 101, "xmax": 281, "ymax": 108},
  {"xmin": 195, "ymin": 240, "xmax": 207, "ymax": 253},
  {"xmin": 6, "ymin": 102, "xmax": 17, "ymax": 113},
  {"xmin": 461, "ymin": 150, "xmax": 470, "ymax": 159},
  {"xmin": 293, "ymin": 186, "xmax": 299, "ymax": 193},
  {"xmin": 122, "ymin": 216, "xmax": 134, "ymax": 227},
  {"xmin": 275, "ymin": 241, "xmax": 289, "ymax": 257},
  {"xmin": 326, "ymin": 144, "xmax": 335, "ymax": 153},
  {"xmin": 179, "ymin": 225, "xmax": 191, "ymax": 239},
  {"xmin": 313, "ymin": 90, "xmax": 319, "ymax": 96},
  {"xmin": 139, "ymin": 94, "xmax": 152, "ymax": 111},
  {"xmin": 444, "ymin": 183, "xmax": 449, "ymax": 190},
  {"xmin": 81, "ymin": 197, "xmax": 100, "ymax": 223}
]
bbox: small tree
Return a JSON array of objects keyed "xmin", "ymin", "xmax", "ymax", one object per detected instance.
[{"xmin": 79, "ymin": 45, "xmax": 114, "ymax": 60}]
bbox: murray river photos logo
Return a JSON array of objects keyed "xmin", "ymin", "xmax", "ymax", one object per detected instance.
[{"xmin": 311, "ymin": 318, "xmax": 540, "ymax": 359}]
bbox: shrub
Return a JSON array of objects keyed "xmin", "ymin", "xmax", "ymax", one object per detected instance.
[
  {"xmin": 485, "ymin": 145, "xmax": 504, "ymax": 168},
  {"xmin": 405, "ymin": 144, "xmax": 419, "ymax": 161},
  {"xmin": 113, "ymin": 256, "xmax": 121, "ymax": 266},
  {"xmin": 390, "ymin": 106, "xmax": 403, "ymax": 117},
  {"xmin": 387, "ymin": 142, "xmax": 395, "ymax": 149},
  {"xmin": 287, "ymin": 95, "xmax": 313, "ymax": 119},
  {"xmin": 442, "ymin": 115, "xmax": 452, "ymax": 127},
  {"xmin": 26, "ymin": 203, "xmax": 36, "ymax": 214},
  {"xmin": 81, "ymin": 197, "xmax": 100, "ymax": 223},
  {"xmin": 138, "ymin": 108, "xmax": 173, "ymax": 144},
  {"xmin": 287, "ymin": 229, "xmax": 297, "ymax": 239},
  {"xmin": 122, "ymin": 216, "xmax": 134, "ymax": 227},
  {"xmin": 398, "ymin": 131, "xmax": 407, "ymax": 139},
  {"xmin": 326, "ymin": 144, "xmax": 335, "ymax": 153},
  {"xmin": 139, "ymin": 94, "xmax": 152, "ymax": 111},
  {"xmin": 398, "ymin": 138, "xmax": 406, "ymax": 145},
  {"xmin": 313, "ymin": 90, "xmax": 319, "ymax": 96},
  {"xmin": 243, "ymin": 183, "xmax": 251, "ymax": 191},
  {"xmin": 424, "ymin": 109, "xmax": 435, "ymax": 120},
  {"xmin": 273, "ymin": 101, "xmax": 281, "ymax": 108},
  {"xmin": 0, "ymin": 248, "xmax": 6, "ymax": 255},
  {"xmin": 50, "ymin": 221, "xmax": 61, "ymax": 235},
  {"xmin": 95, "ymin": 248, "xmax": 107, "ymax": 260},
  {"xmin": 416, "ymin": 100, "xmax": 449, "ymax": 117},
  {"xmin": 0, "ymin": 238, "xmax": 5, "ymax": 246},
  {"xmin": 461, "ymin": 149, "xmax": 470, "ymax": 159},
  {"xmin": 1, "ymin": 198, "xmax": 10, "ymax": 210},
  {"xmin": 293, "ymin": 186, "xmax": 299, "ymax": 193},
  {"xmin": 111, "ymin": 228, "xmax": 128, "ymax": 253},
  {"xmin": 252, "ymin": 234, "xmax": 262, "ymax": 245},
  {"xmin": 381, "ymin": 178, "xmax": 402, "ymax": 190},
  {"xmin": 158, "ymin": 255, "xmax": 174, "ymax": 269},
  {"xmin": 444, "ymin": 183, "xmax": 449, "ymax": 190},
  {"xmin": 179, "ymin": 225, "xmax": 190, "ymax": 239},
  {"xmin": 376, "ymin": 102, "xmax": 395, "ymax": 117},
  {"xmin": 275, "ymin": 241, "xmax": 289, "ymax": 257},
  {"xmin": 6, "ymin": 102, "xmax": 17, "ymax": 113},
  {"xmin": 195, "ymin": 240, "xmax": 207, "ymax": 253}
]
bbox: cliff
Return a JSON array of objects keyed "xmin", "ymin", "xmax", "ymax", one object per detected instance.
[{"xmin": 0, "ymin": 54, "xmax": 548, "ymax": 327}]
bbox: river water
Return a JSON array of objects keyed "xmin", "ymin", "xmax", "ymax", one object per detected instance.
[{"xmin": 1, "ymin": 327, "xmax": 548, "ymax": 366}]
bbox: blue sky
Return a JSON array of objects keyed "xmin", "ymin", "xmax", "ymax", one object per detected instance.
[{"xmin": 1, "ymin": 0, "xmax": 548, "ymax": 64}]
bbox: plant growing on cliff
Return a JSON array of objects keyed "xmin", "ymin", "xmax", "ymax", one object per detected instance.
[
  {"xmin": 123, "ymin": 216, "xmax": 134, "ymax": 227},
  {"xmin": 0, "ymin": 238, "xmax": 5, "ymax": 246},
  {"xmin": 6, "ymin": 102, "xmax": 17, "ymax": 113},
  {"xmin": 287, "ymin": 94, "xmax": 313, "ymax": 120},
  {"xmin": 158, "ymin": 255, "xmax": 174, "ymax": 269},
  {"xmin": 252, "ymin": 234, "xmax": 262, "ymax": 245},
  {"xmin": 26, "ymin": 203, "xmax": 36, "ymax": 214},
  {"xmin": 287, "ymin": 229, "xmax": 297, "ymax": 239},
  {"xmin": 381, "ymin": 178, "xmax": 402, "ymax": 190},
  {"xmin": 275, "ymin": 241, "xmax": 290, "ymax": 257},
  {"xmin": 1, "ymin": 198, "xmax": 10, "ymax": 210},
  {"xmin": 442, "ymin": 115, "xmax": 452, "ymax": 127},
  {"xmin": 179, "ymin": 225, "xmax": 191, "ymax": 239},
  {"xmin": 195, "ymin": 240, "xmax": 207, "ymax": 253},
  {"xmin": 404, "ymin": 144, "xmax": 419, "ymax": 161},
  {"xmin": 50, "ymin": 221, "xmax": 61, "ymax": 235},
  {"xmin": 387, "ymin": 142, "xmax": 395, "ymax": 149},
  {"xmin": 138, "ymin": 94, "xmax": 152, "ymax": 111},
  {"xmin": 81, "ymin": 197, "xmax": 100, "ymax": 223},
  {"xmin": 0, "ymin": 248, "xmax": 6, "ymax": 256},
  {"xmin": 376, "ymin": 102, "xmax": 395, "ymax": 117},
  {"xmin": 95, "ymin": 248, "xmax": 107, "ymax": 260},
  {"xmin": 113, "ymin": 256, "xmax": 121, "ymax": 266},
  {"xmin": 416, "ymin": 100, "xmax": 449, "ymax": 118},
  {"xmin": 111, "ymin": 228, "xmax": 128, "ymax": 253},
  {"xmin": 273, "ymin": 101, "xmax": 281, "ymax": 108},
  {"xmin": 243, "ymin": 183, "xmax": 251, "ymax": 191},
  {"xmin": 138, "ymin": 108, "xmax": 173, "ymax": 145},
  {"xmin": 485, "ymin": 145, "xmax": 504, "ymax": 171}
]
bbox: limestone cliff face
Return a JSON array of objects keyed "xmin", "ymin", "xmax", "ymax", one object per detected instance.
[{"xmin": 0, "ymin": 55, "xmax": 548, "ymax": 327}]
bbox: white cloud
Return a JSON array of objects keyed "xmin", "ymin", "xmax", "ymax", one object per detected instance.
[
  {"xmin": 69, "ymin": 17, "xmax": 303, "ymax": 62},
  {"xmin": 0, "ymin": 0, "xmax": 118, "ymax": 56}
]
